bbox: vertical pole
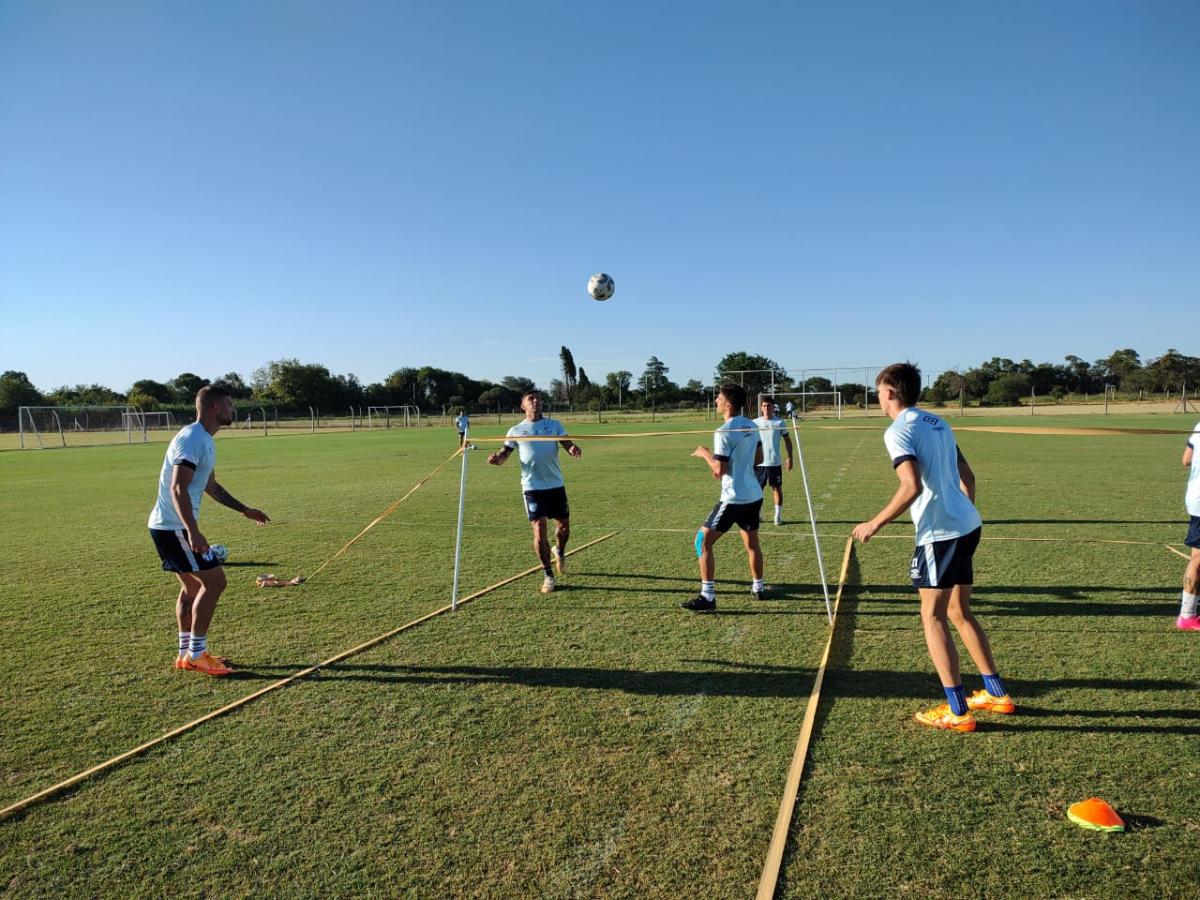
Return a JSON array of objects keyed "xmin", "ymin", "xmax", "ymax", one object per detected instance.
[
  {"xmin": 18, "ymin": 407, "xmax": 24, "ymax": 449},
  {"xmin": 790, "ymin": 418, "xmax": 833, "ymax": 625},
  {"xmin": 1031, "ymin": 387, "xmax": 1035, "ymax": 415},
  {"xmin": 450, "ymin": 430, "xmax": 470, "ymax": 611}
]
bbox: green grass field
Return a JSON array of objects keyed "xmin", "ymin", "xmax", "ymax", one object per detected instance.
[{"xmin": 2, "ymin": 414, "xmax": 1197, "ymax": 897}]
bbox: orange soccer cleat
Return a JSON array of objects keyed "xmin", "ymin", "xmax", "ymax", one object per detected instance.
[
  {"xmin": 967, "ymin": 690, "xmax": 1016, "ymax": 714},
  {"xmin": 181, "ymin": 651, "xmax": 233, "ymax": 676},
  {"xmin": 913, "ymin": 702, "xmax": 976, "ymax": 732}
]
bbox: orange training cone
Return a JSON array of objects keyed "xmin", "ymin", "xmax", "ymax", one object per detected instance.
[{"xmin": 1067, "ymin": 798, "xmax": 1125, "ymax": 833}]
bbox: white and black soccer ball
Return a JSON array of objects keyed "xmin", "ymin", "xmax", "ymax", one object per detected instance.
[{"xmin": 588, "ymin": 272, "xmax": 615, "ymax": 301}]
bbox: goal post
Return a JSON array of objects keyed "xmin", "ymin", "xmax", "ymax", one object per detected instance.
[
  {"xmin": 367, "ymin": 405, "xmax": 420, "ymax": 428},
  {"xmin": 758, "ymin": 391, "xmax": 843, "ymax": 419},
  {"xmin": 18, "ymin": 405, "xmax": 147, "ymax": 449}
]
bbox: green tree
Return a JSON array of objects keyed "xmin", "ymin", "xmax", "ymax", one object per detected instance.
[
  {"xmin": 170, "ymin": 372, "xmax": 209, "ymax": 404},
  {"xmin": 1095, "ymin": 349, "xmax": 1141, "ymax": 390},
  {"xmin": 559, "ymin": 346, "xmax": 578, "ymax": 406},
  {"xmin": 213, "ymin": 372, "xmax": 252, "ymax": 399},
  {"xmin": 985, "ymin": 373, "xmax": 1031, "ymax": 406},
  {"xmin": 0, "ymin": 371, "xmax": 43, "ymax": 415},
  {"xmin": 604, "ymin": 370, "xmax": 632, "ymax": 406},
  {"xmin": 129, "ymin": 379, "xmax": 173, "ymax": 404},
  {"xmin": 713, "ymin": 352, "xmax": 791, "ymax": 404},
  {"xmin": 639, "ymin": 357, "xmax": 673, "ymax": 406}
]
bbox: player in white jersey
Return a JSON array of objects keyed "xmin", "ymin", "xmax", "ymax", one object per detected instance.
[
  {"xmin": 1175, "ymin": 421, "xmax": 1200, "ymax": 630},
  {"xmin": 754, "ymin": 398, "xmax": 794, "ymax": 525},
  {"xmin": 487, "ymin": 389, "xmax": 581, "ymax": 594},
  {"xmin": 148, "ymin": 386, "xmax": 270, "ymax": 675},
  {"xmin": 853, "ymin": 363, "xmax": 1013, "ymax": 732},
  {"xmin": 684, "ymin": 383, "xmax": 765, "ymax": 611},
  {"xmin": 455, "ymin": 409, "xmax": 470, "ymax": 448}
]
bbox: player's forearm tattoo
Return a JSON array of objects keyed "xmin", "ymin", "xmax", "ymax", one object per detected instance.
[{"xmin": 208, "ymin": 482, "xmax": 248, "ymax": 513}]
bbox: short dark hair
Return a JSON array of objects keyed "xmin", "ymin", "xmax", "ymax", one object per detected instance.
[
  {"xmin": 195, "ymin": 384, "xmax": 231, "ymax": 414},
  {"xmin": 521, "ymin": 389, "xmax": 541, "ymax": 401},
  {"xmin": 875, "ymin": 363, "xmax": 922, "ymax": 407},
  {"xmin": 718, "ymin": 383, "xmax": 748, "ymax": 414}
]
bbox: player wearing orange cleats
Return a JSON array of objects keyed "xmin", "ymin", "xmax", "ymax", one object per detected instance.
[
  {"xmin": 149, "ymin": 386, "xmax": 270, "ymax": 676},
  {"xmin": 854, "ymin": 363, "xmax": 1015, "ymax": 732}
]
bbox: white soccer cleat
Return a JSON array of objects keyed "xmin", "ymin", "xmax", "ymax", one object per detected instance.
[{"xmin": 540, "ymin": 575, "xmax": 556, "ymax": 594}]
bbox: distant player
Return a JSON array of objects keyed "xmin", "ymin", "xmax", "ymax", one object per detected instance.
[
  {"xmin": 685, "ymin": 383, "xmax": 764, "ymax": 611},
  {"xmin": 455, "ymin": 408, "xmax": 470, "ymax": 448},
  {"xmin": 785, "ymin": 400, "xmax": 795, "ymax": 419},
  {"xmin": 149, "ymin": 386, "xmax": 270, "ymax": 676},
  {"xmin": 754, "ymin": 398, "xmax": 794, "ymax": 525},
  {"xmin": 853, "ymin": 363, "xmax": 1013, "ymax": 732},
  {"xmin": 1176, "ymin": 420, "xmax": 1200, "ymax": 630},
  {"xmin": 487, "ymin": 389, "xmax": 581, "ymax": 594}
]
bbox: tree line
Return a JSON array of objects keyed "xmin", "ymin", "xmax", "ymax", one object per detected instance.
[{"xmin": 1, "ymin": 347, "xmax": 1195, "ymax": 417}]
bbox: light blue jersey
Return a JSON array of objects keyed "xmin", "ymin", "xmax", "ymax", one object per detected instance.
[
  {"xmin": 505, "ymin": 417, "xmax": 568, "ymax": 491},
  {"xmin": 753, "ymin": 415, "xmax": 789, "ymax": 467},
  {"xmin": 148, "ymin": 422, "xmax": 215, "ymax": 530},
  {"xmin": 714, "ymin": 416, "xmax": 763, "ymax": 503},
  {"xmin": 883, "ymin": 407, "xmax": 981, "ymax": 546},
  {"xmin": 1187, "ymin": 421, "xmax": 1200, "ymax": 516},
  {"xmin": 455, "ymin": 413, "xmax": 469, "ymax": 432}
]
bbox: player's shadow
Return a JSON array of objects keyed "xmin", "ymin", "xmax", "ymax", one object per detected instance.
[
  {"xmin": 241, "ymin": 661, "xmax": 821, "ymax": 699},
  {"xmin": 849, "ymin": 586, "xmax": 1177, "ymax": 618},
  {"xmin": 812, "ymin": 518, "xmax": 1181, "ymax": 526}
]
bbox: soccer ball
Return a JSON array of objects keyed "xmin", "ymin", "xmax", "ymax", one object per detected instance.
[{"xmin": 588, "ymin": 272, "xmax": 615, "ymax": 301}]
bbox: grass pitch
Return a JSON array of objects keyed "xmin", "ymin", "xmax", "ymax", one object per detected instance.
[{"xmin": 1, "ymin": 414, "xmax": 1197, "ymax": 897}]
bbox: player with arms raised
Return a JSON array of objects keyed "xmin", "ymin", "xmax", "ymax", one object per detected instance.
[
  {"xmin": 853, "ymin": 363, "xmax": 1014, "ymax": 731},
  {"xmin": 487, "ymin": 389, "xmax": 582, "ymax": 594}
]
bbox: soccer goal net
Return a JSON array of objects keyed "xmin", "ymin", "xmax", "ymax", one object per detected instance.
[
  {"xmin": 759, "ymin": 391, "xmax": 843, "ymax": 419},
  {"xmin": 19, "ymin": 405, "xmax": 147, "ymax": 449},
  {"xmin": 122, "ymin": 410, "xmax": 177, "ymax": 432},
  {"xmin": 367, "ymin": 405, "xmax": 421, "ymax": 428}
]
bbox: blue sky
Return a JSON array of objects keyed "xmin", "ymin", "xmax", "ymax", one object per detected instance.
[{"xmin": 1, "ymin": 1, "xmax": 1196, "ymax": 393}]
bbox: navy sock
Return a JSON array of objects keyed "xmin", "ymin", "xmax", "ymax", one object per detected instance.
[
  {"xmin": 543, "ymin": 565, "xmax": 554, "ymax": 578},
  {"xmin": 944, "ymin": 685, "xmax": 968, "ymax": 716},
  {"xmin": 982, "ymin": 673, "xmax": 1007, "ymax": 697}
]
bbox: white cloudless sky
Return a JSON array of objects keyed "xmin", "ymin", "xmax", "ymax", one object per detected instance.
[{"xmin": 1, "ymin": 0, "xmax": 1196, "ymax": 393}]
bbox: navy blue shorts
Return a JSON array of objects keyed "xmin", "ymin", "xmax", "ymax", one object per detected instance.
[
  {"xmin": 909, "ymin": 527, "xmax": 981, "ymax": 589},
  {"xmin": 150, "ymin": 528, "xmax": 222, "ymax": 574},
  {"xmin": 755, "ymin": 465, "xmax": 783, "ymax": 489},
  {"xmin": 1186, "ymin": 516, "xmax": 1200, "ymax": 549},
  {"xmin": 523, "ymin": 487, "xmax": 569, "ymax": 522},
  {"xmin": 704, "ymin": 499, "xmax": 763, "ymax": 533}
]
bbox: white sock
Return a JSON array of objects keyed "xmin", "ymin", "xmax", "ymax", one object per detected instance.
[
  {"xmin": 775, "ymin": 505, "xmax": 782, "ymax": 517},
  {"xmin": 752, "ymin": 578, "xmax": 764, "ymax": 592},
  {"xmin": 189, "ymin": 634, "xmax": 207, "ymax": 659},
  {"xmin": 1182, "ymin": 591, "xmax": 1198, "ymax": 618},
  {"xmin": 701, "ymin": 580, "xmax": 715, "ymax": 600},
  {"xmin": 178, "ymin": 631, "xmax": 190, "ymax": 656}
]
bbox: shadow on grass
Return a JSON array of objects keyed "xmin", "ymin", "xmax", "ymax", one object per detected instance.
[
  {"xmin": 223, "ymin": 561, "xmax": 277, "ymax": 568},
  {"xmin": 847, "ymin": 586, "xmax": 1177, "ymax": 618},
  {"xmin": 812, "ymin": 518, "xmax": 1182, "ymax": 526}
]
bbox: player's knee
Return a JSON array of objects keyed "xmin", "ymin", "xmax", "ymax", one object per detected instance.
[{"xmin": 203, "ymin": 568, "xmax": 227, "ymax": 594}]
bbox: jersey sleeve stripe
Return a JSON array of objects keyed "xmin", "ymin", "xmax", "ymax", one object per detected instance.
[
  {"xmin": 892, "ymin": 454, "xmax": 917, "ymax": 469},
  {"xmin": 176, "ymin": 459, "xmax": 198, "ymax": 470}
]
